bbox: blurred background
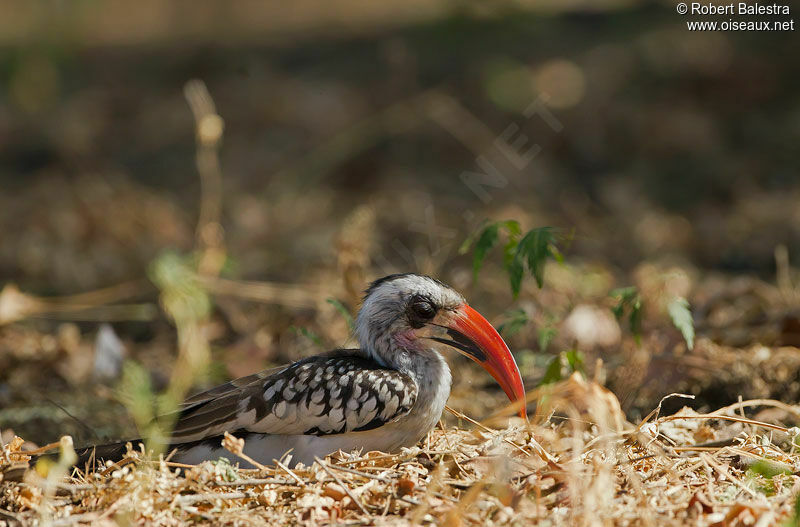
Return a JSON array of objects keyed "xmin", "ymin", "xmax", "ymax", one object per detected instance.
[{"xmin": 1, "ymin": 0, "xmax": 799, "ymax": 446}]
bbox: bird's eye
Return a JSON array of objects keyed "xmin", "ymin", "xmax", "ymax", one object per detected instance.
[{"xmin": 410, "ymin": 299, "xmax": 436, "ymax": 320}]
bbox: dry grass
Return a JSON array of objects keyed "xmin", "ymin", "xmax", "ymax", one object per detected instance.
[{"xmin": 3, "ymin": 374, "xmax": 800, "ymax": 526}]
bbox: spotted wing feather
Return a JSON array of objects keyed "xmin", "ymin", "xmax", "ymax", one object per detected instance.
[{"xmin": 169, "ymin": 351, "xmax": 417, "ymax": 443}]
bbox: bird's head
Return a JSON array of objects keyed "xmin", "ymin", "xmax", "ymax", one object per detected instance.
[{"xmin": 356, "ymin": 273, "xmax": 526, "ymax": 418}]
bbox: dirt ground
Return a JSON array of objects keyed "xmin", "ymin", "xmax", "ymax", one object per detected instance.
[{"xmin": 1, "ymin": 1, "xmax": 799, "ymax": 525}]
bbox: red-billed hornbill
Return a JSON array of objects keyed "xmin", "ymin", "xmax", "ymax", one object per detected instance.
[{"xmin": 75, "ymin": 274, "xmax": 526, "ymax": 468}]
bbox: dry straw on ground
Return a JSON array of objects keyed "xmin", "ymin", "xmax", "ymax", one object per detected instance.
[{"xmin": 3, "ymin": 373, "xmax": 800, "ymax": 526}]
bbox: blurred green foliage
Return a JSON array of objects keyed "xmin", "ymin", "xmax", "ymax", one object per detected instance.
[
  {"xmin": 148, "ymin": 251, "xmax": 212, "ymax": 327},
  {"xmin": 611, "ymin": 286, "xmax": 643, "ymax": 344},
  {"xmin": 667, "ymin": 296, "xmax": 695, "ymax": 350},
  {"xmin": 539, "ymin": 349, "xmax": 585, "ymax": 387},
  {"xmin": 326, "ymin": 297, "xmax": 355, "ymax": 332},
  {"xmin": 461, "ymin": 221, "xmax": 566, "ymax": 297},
  {"xmin": 497, "ymin": 308, "xmax": 528, "ymax": 338}
]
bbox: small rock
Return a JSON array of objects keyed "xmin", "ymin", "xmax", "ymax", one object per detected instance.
[
  {"xmin": 563, "ymin": 304, "xmax": 621, "ymax": 349},
  {"xmin": 93, "ymin": 324, "xmax": 126, "ymax": 382}
]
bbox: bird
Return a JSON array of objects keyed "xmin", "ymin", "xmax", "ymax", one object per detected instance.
[{"xmin": 72, "ymin": 273, "xmax": 526, "ymax": 469}]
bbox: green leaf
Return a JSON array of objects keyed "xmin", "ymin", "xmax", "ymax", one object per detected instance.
[
  {"xmin": 472, "ymin": 223, "xmax": 501, "ymax": 281},
  {"xmin": 211, "ymin": 457, "xmax": 240, "ymax": 482},
  {"xmin": 537, "ymin": 327, "xmax": 557, "ymax": 352},
  {"xmin": 792, "ymin": 494, "xmax": 800, "ymax": 527},
  {"xmin": 630, "ymin": 295, "xmax": 642, "ymax": 344},
  {"xmin": 609, "ymin": 286, "xmax": 639, "ymax": 309},
  {"xmin": 501, "ymin": 221, "xmax": 521, "ymax": 271},
  {"xmin": 462, "ymin": 222, "xmax": 565, "ymax": 296},
  {"xmin": 549, "ymin": 243, "xmax": 565, "ymax": 264},
  {"xmin": 539, "ymin": 354, "xmax": 564, "ymax": 386},
  {"xmin": 502, "ymin": 240, "xmax": 517, "ymax": 270},
  {"xmin": 514, "ymin": 230, "xmax": 541, "ymax": 288},
  {"xmin": 497, "ymin": 308, "xmax": 529, "ymax": 337},
  {"xmin": 610, "ymin": 286, "xmax": 643, "ymax": 343},
  {"xmin": 528, "ymin": 235, "xmax": 550, "ymax": 289},
  {"xmin": 747, "ymin": 459, "xmax": 793, "ymax": 479},
  {"xmin": 458, "ymin": 220, "xmax": 489, "ymax": 255},
  {"xmin": 514, "ymin": 227, "xmax": 559, "ymax": 290},
  {"xmin": 538, "ymin": 350, "xmax": 585, "ymax": 387},
  {"xmin": 611, "ymin": 302, "xmax": 624, "ymax": 320},
  {"xmin": 326, "ymin": 298, "xmax": 355, "ymax": 331},
  {"xmin": 501, "ymin": 220, "xmax": 522, "ymax": 238},
  {"xmin": 507, "ymin": 256, "xmax": 524, "ymax": 298},
  {"xmin": 667, "ymin": 296, "xmax": 694, "ymax": 350},
  {"xmin": 565, "ymin": 349, "xmax": 585, "ymax": 374}
]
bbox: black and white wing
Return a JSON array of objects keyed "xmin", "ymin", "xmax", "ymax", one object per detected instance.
[{"xmin": 168, "ymin": 351, "xmax": 418, "ymax": 443}]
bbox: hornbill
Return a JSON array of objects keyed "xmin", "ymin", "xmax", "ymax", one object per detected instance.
[{"xmin": 73, "ymin": 273, "xmax": 526, "ymax": 468}]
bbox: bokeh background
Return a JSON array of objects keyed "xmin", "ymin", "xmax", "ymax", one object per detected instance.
[{"xmin": 1, "ymin": 0, "xmax": 799, "ymax": 446}]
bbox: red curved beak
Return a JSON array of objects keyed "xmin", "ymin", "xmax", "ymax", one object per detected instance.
[{"xmin": 443, "ymin": 305, "xmax": 527, "ymax": 418}]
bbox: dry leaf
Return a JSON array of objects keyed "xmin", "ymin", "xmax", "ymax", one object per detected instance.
[
  {"xmin": 396, "ymin": 477, "xmax": 415, "ymax": 497},
  {"xmin": 323, "ymin": 483, "xmax": 347, "ymax": 501}
]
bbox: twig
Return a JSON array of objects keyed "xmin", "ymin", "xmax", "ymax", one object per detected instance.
[
  {"xmin": 445, "ymin": 405, "xmax": 562, "ymax": 472},
  {"xmin": 273, "ymin": 458, "xmax": 306, "ymax": 487},
  {"xmin": 636, "ymin": 393, "xmax": 696, "ymax": 432},
  {"xmin": 32, "ymin": 280, "xmax": 148, "ymax": 307},
  {"xmin": 701, "ymin": 453, "xmax": 757, "ymax": 498},
  {"xmin": 50, "ymin": 512, "xmax": 101, "ymax": 526},
  {"xmin": 315, "ymin": 457, "xmax": 370, "ymax": 516},
  {"xmin": 197, "ymin": 275, "xmax": 322, "ymax": 309},
  {"xmin": 184, "ymin": 79, "xmax": 226, "ymax": 277},
  {"xmin": 99, "ymin": 456, "xmax": 138, "ymax": 476},
  {"xmin": 54, "ymin": 482, "xmax": 95, "ymax": 493},
  {"xmin": 438, "ymin": 420, "xmax": 468, "ymax": 477},
  {"xmin": 0, "ymin": 280, "xmax": 150, "ymax": 326},
  {"xmin": 211, "ymin": 478, "xmax": 298, "ymax": 487},
  {"xmin": 23, "ymin": 441, "xmax": 63, "ymax": 456},
  {"xmin": 177, "ymin": 492, "xmax": 251, "ymax": 505},
  {"xmin": 711, "ymin": 398, "xmax": 800, "ymax": 421},
  {"xmin": 671, "ymin": 446, "xmax": 729, "ymax": 453},
  {"xmin": 324, "ymin": 462, "xmax": 459, "ymax": 503},
  {"xmin": 324, "ymin": 462, "xmax": 390, "ymax": 483},
  {"xmin": 233, "ymin": 450, "xmax": 269, "ymax": 472},
  {"xmin": 656, "ymin": 413, "xmax": 789, "ymax": 433},
  {"xmin": 445, "ymin": 405, "xmax": 528, "ymax": 457},
  {"xmin": 0, "ymin": 508, "xmax": 27, "ymax": 527}
]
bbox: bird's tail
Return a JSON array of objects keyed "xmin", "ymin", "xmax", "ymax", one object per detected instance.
[
  {"xmin": 74, "ymin": 440, "xmax": 141, "ymax": 469},
  {"xmin": 28, "ymin": 439, "xmax": 145, "ymax": 473}
]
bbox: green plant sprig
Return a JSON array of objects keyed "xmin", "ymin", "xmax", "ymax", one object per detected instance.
[{"xmin": 460, "ymin": 221, "xmax": 568, "ymax": 298}]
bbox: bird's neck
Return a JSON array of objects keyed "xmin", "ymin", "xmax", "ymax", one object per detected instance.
[
  {"xmin": 363, "ymin": 337, "xmax": 452, "ymax": 411},
  {"xmin": 393, "ymin": 345, "xmax": 453, "ymax": 436},
  {"xmin": 406, "ymin": 348, "xmax": 452, "ymax": 421}
]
